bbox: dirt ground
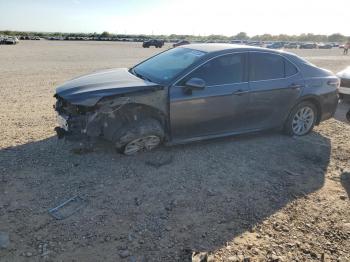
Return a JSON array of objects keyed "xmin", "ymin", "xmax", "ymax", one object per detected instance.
[{"xmin": 0, "ymin": 41, "xmax": 349, "ymax": 262}]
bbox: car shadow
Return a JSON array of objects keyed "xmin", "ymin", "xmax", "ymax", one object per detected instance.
[
  {"xmin": 341, "ymin": 172, "xmax": 350, "ymax": 199},
  {"xmin": 0, "ymin": 131, "xmax": 331, "ymax": 261}
]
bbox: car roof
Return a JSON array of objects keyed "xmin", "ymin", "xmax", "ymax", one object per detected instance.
[
  {"xmin": 181, "ymin": 43, "xmax": 305, "ymax": 63},
  {"xmin": 181, "ymin": 43, "xmax": 272, "ymax": 53}
]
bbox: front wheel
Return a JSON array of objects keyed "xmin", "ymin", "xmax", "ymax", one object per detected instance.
[
  {"xmin": 284, "ymin": 102, "xmax": 317, "ymax": 136},
  {"xmin": 113, "ymin": 118, "xmax": 164, "ymax": 155}
]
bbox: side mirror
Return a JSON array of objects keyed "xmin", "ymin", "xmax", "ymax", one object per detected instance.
[{"xmin": 183, "ymin": 78, "xmax": 206, "ymax": 94}]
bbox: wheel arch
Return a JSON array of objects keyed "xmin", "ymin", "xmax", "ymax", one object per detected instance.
[
  {"xmin": 102, "ymin": 102, "xmax": 169, "ymax": 141},
  {"xmin": 298, "ymin": 96, "xmax": 322, "ymax": 125}
]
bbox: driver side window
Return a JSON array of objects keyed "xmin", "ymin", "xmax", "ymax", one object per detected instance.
[{"xmin": 179, "ymin": 53, "xmax": 245, "ymax": 86}]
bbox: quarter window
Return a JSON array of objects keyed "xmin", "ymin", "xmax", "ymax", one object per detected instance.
[
  {"xmin": 181, "ymin": 53, "xmax": 245, "ymax": 86},
  {"xmin": 249, "ymin": 53, "xmax": 298, "ymax": 81},
  {"xmin": 285, "ymin": 59, "xmax": 298, "ymax": 77}
]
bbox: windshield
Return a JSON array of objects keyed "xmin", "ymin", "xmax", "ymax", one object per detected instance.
[{"xmin": 132, "ymin": 48, "xmax": 206, "ymax": 85}]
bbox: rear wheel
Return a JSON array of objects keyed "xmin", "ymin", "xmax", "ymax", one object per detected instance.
[
  {"xmin": 113, "ymin": 118, "xmax": 164, "ymax": 155},
  {"xmin": 284, "ymin": 101, "xmax": 317, "ymax": 136}
]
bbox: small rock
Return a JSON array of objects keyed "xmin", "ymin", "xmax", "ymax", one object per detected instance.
[
  {"xmin": 118, "ymin": 244, "xmax": 128, "ymax": 251},
  {"xmin": 134, "ymin": 197, "xmax": 142, "ymax": 206},
  {"xmin": 192, "ymin": 252, "xmax": 208, "ymax": 262},
  {"xmin": 207, "ymin": 255, "xmax": 215, "ymax": 262},
  {"xmin": 228, "ymin": 256, "xmax": 239, "ymax": 262},
  {"xmin": 0, "ymin": 232, "xmax": 9, "ymax": 249},
  {"xmin": 138, "ymin": 239, "xmax": 144, "ymax": 244},
  {"xmin": 339, "ymin": 195, "xmax": 347, "ymax": 200},
  {"xmin": 270, "ymin": 254, "xmax": 282, "ymax": 261},
  {"xmin": 26, "ymin": 252, "xmax": 33, "ymax": 257},
  {"xmin": 321, "ymin": 252, "xmax": 331, "ymax": 262},
  {"xmin": 252, "ymin": 248, "xmax": 260, "ymax": 255},
  {"xmin": 165, "ymin": 199, "xmax": 178, "ymax": 212},
  {"xmin": 119, "ymin": 250, "xmax": 130, "ymax": 258},
  {"xmin": 207, "ymin": 189, "xmax": 217, "ymax": 197},
  {"xmin": 310, "ymin": 250, "xmax": 318, "ymax": 259}
]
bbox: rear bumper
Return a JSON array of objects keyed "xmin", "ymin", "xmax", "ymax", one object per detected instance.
[{"xmin": 318, "ymin": 90, "xmax": 339, "ymax": 122}]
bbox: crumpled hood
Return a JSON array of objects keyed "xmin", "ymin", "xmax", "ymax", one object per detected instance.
[{"xmin": 55, "ymin": 68, "xmax": 161, "ymax": 106}]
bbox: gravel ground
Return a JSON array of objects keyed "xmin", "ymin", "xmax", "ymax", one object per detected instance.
[{"xmin": 0, "ymin": 41, "xmax": 349, "ymax": 262}]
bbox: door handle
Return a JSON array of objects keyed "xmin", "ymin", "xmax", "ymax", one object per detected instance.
[
  {"xmin": 288, "ymin": 83, "xmax": 304, "ymax": 89},
  {"xmin": 232, "ymin": 89, "xmax": 249, "ymax": 95}
]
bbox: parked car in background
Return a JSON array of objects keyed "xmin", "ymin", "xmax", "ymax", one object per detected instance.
[
  {"xmin": 331, "ymin": 43, "xmax": 339, "ymax": 48},
  {"xmin": 300, "ymin": 43, "xmax": 318, "ymax": 49},
  {"xmin": 142, "ymin": 39, "xmax": 164, "ymax": 48},
  {"xmin": 247, "ymin": 41, "xmax": 264, "ymax": 47},
  {"xmin": 173, "ymin": 40, "xmax": 190, "ymax": 47},
  {"xmin": 54, "ymin": 44, "xmax": 339, "ymax": 155},
  {"xmin": 4, "ymin": 36, "xmax": 19, "ymax": 45},
  {"xmin": 285, "ymin": 42, "xmax": 299, "ymax": 49},
  {"xmin": 337, "ymin": 66, "xmax": 350, "ymax": 100},
  {"xmin": 266, "ymin": 42, "xmax": 284, "ymax": 49},
  {"xmin": 230, "ymin": 40, "xmax": 246, "ymax": 45},
  {"xmin": 318, "ymin": 43, "xmax": 333, "ymax": 49}
]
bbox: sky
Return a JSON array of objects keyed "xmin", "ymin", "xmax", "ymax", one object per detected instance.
[{"xmin": 0, "ymin": 0, "xmax": 349, "ymax": 36}]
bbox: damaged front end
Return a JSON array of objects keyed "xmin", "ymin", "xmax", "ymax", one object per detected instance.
[
  {"xmin": 54, "ymin": 95, "xmax": 102, "ymax": 140},
  {"xmin": 53, "ymin": 67, "xmax": 169, "ymax": 142},
  {"xmin": 54, "ymin": 88, "xmax": 168, "ymax": 142}
]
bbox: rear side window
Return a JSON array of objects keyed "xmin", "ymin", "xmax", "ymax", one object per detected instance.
[
  {"xmin": 285, "ymin": 59, "xmax": 298, "ymax": 77},
  {"xmin": 249, "ymin": 53, "xmax": 298, "ymax": 81},
  {"xmin": 181, "ymin": 53, "xmax": 245, "ymax": 86}
]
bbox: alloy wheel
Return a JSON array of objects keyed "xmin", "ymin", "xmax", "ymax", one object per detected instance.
[
  {"xmin": 291, "ymin": 106, "xmax": 315, "ymax": 135},
  {"xmin": 123, "ymin": 135, "xmax": 161, "ymax": 155}
]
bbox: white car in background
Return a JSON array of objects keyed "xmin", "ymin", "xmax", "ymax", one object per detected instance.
[{"xmin": 337, "ymin": 66, "xmax": 350, "ymax": 100}]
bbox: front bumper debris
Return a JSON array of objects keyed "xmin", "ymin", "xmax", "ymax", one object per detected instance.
[
  {"xmin": 54, "ymin": 126, "xmax": 68, "ymax": 139},
  {"xmin": 57, "ymin": 114, "xmax": 69, "ymax": 131}
]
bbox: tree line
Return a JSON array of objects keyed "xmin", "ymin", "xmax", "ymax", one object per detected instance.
[{"xmin": 1, "ymin": 30, "xmax": 349, "ymax": 43}]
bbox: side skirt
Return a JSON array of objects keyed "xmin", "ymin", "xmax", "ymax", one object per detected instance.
[{"xmin": 165, "ymin": 126, "xmax": 282, "ymax": 146}]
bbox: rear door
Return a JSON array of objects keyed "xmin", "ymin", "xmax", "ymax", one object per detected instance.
[
  {"xmin": 248, "ymin": 52, "xmax": 303, "ymax": 129},
  {"xmin": 169, "ymin": 53, "xmax": 250, "ymax": 140}
]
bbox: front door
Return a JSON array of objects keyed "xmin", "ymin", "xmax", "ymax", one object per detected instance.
[{"xmin": 169, "ymin": 53, "xmax": 251, "ymax": 141}]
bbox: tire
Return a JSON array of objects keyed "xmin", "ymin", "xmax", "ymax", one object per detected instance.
[
  {"xmin": 113, "ymin": 118, "xmax": 164, "ymax": 155},
  {"xmin": 284, "ymin": 101, "xmax": 317, "ymax": 136},
  {"xmin": 346, "ymin": 109, "xmax": 350, "ymax": 122}
]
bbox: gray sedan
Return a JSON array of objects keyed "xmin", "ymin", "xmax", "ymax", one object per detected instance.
[{"xmin": 55, "ymin": 44, "xmax": 339, "ymax": 154}]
